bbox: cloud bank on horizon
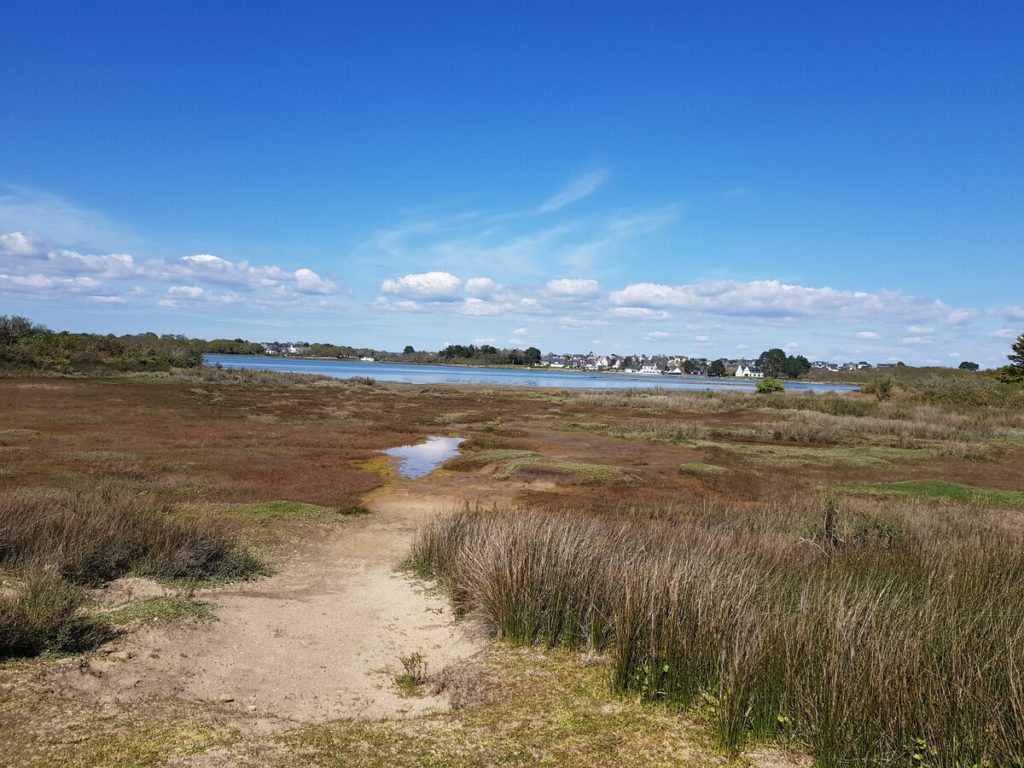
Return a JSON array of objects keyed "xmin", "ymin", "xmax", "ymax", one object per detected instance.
[{"xmin": 0, "ymin": 179, "xmax": 1018, "ymax": 368}]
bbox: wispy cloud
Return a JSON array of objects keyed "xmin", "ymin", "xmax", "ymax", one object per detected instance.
[
  {"xmin": 0, "ymin": 229, "xmax": 338, "ymax": 308},
  {"xmin": 0, "ymin": 185, "xmax": 141, "ymax": 252},
  {"xmin": 538, "ymin": 169, "xmax": 609, "ymax": 213}
]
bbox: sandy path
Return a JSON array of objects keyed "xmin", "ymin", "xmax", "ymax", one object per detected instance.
[{"xmin": 55, "ymin": 477, "xmax": 482, "ymax": 726}]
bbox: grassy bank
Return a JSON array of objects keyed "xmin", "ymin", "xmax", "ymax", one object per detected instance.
[{"xmin": 410, "ymin": 499, "xmax": 1024, "ymax": 766}]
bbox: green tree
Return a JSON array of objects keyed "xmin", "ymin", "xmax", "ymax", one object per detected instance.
[
  {"xmin": 524, "ymin": 346, "xmax": 542, "ymax": 365},
  {"xmin": 757, "ymin": 348, "xmax": 788, "ymax": 378},
  {"xmin": 708, "ymin": 359, "xmax": 726, "ymax": 377},
  {"xmin": 958, "ymin": 361, "xmax": 979, "ymax": 371},
  {"xmin": 403, "ymin": 345, "xmax": 415, "ymax": 355},
  {"xmin": 997, "ymin": 332, "xmax": 1024, "ymax": 383},
  {"xmin": 784, "ymin": 354, "xmax": 811, "ymax": 379},
  {"xmin": 0, "ymin": 315, "xmax": 48, "ymax": 345}
]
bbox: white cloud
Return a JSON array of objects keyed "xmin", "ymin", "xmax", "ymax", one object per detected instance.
[
  {"xmin": 609, "ymin": 279, "xmax": 970, "ymax": 325},
  {"xmin": 990, "ymin": 328, "xmax": 1017, "ymax": 339},
  {"xmin": 784, "ymin": 342, "xmax": 799, "ymax": 351},
  {"xmin": 1002, "ymin": 305, "xmax": 1024, "ymax": 321},
  {"xmin": 294, "ymin": 268, "xmax": 336, "ymax": 295},
  {"xmin": 645, "ymin": 331, "xmax": 669, "ymax": 342},
  {"xmin": 946, "ymin": 309, "xmax": 975, "ymax": 326},
  {"xmin": 0, "ymin": 273, "xmax": 100, "ymax": 293},
  {"xmin": 0, "ymin": 231, "xmax": 39, "ymax": 256},
  {"xmin": 461, "ymin": 297, "xmax": 506, "ymax": 316},
  {"xmin": 512, "ymin": 327, "xmax": 527, "ymax": 336},
  {"xmin": 538, "ymin": 169, "xmax": 608, "ymax": 213},
  {"xmin": 465, "ymin": 276, "xmax": 498, "ymax": 297},
  {"xmin": 380, "ymin": 271, "xmax": 462, "ymax": 300},
  {"xmin": 694, "ymin": 334, "xmax": 710, "ymax": 342},
  {"xmin": 901, "ymin": 336, "xmax": 934, "ymax": 346},
  {"xmin": 609, "ymin": 307, "xmax": 671, "ymax": 320},
  {"xmin": 856, "ymin": 331, "xmax": 881, "ymax": 340},
  {"xmin": 0, "ymin": 229, "xmax": 341, "ymax": 310},
  {"xmin": 906, "ymin": 325, "xmax": 933, "ymax": 335},
  {"xmin": 473, "ymin": 337, "xmax": 495, "ymax": 345},
  {"xmin": 166, "ymin": 253, "xmax": 292, "ymax": 288},
  {"xmin": 546, "ymin": 278, "xmax": 601, "ymax": 299}
]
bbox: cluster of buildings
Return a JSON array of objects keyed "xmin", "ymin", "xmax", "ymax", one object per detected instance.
[
  {"xmin": 255, "ymin": 343, "xmax": 894, "ymax": 377},
  {"xmin": 539, "ymin": 353, "xmax": 757, "ymax": 376},
  {"xmin": 539, "ymin": 353, "xmax": 887, "ymax": 377}
]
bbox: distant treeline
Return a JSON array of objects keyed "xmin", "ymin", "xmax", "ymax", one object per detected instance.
[
  {"xmin": 439, "ymin": 344, "xmax": 542, "ymax": 366},
  {"xmin": 0, "ymin": 316, "xmax": 204, "ymax": 373},
  {"xmin": 0, "ymin": 315, "xmax": 545, "ymax": 374}
]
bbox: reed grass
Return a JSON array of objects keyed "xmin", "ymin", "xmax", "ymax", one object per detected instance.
[
  {"xmin": 410, "ymin": 499, "xmax": 1024, "ymax": 766},
  {"xmin": 0, "ymin": 484, "xmax": 267, "ymax": 586}
]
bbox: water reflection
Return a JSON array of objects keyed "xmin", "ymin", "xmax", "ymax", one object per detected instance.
[{"xmin": 382, "ymin": 435, "xmax": 465, "ymax": 479}]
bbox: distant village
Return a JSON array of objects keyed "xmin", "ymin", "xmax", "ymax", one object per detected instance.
[
  {"xmin": 255, "ymin": 340, "xmax": 895, "ymax": 377},
  {"xmin": 534, "ymin": 353, "xmax": 885, "ymax": 376}
]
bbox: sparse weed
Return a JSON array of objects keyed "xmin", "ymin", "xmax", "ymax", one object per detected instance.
[{"xmin": 394, "ymin": 651, "xmax": 429, "ymax": 696}]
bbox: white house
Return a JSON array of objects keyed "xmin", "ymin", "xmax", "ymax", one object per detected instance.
[
  {"xmin": 638, "ymin": 364, "xmax": 662, "ymax": 375},
  {"xmin": 735, "ymin": 365, "xmax": 764, "ymax": 379}
]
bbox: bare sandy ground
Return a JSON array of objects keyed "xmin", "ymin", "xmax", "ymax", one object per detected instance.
[{"xmin": 54, "ymin": 473, "xmax": 491, "ymax": 728}]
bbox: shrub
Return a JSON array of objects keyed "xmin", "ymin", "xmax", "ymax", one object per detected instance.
[
  {"xmin": 0, "ymin": 572, "xmax": 109, "ymax": 658},
  {"xmin": 861, "ymin": 377, "xmax": 894, "ymax": 401},
  {"xmin": 756, "ymin": 377, "xmax": 784, "ymax": 394}
]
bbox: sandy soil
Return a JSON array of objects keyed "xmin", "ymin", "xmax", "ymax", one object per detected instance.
[{"xmin": 53, "ymin": 472, "xmax": 496, "ymax": 728}]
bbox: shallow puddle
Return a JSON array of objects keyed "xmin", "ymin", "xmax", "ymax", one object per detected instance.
[{"xmin": 382, "ymin": 435, "xmax": 465, "ymax": 479}]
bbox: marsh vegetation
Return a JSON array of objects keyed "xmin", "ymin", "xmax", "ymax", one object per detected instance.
[
  {"xmin": 0, "ymin": 360, "xmax": 1022, "ymax": 765},
  {"xmin": 411, "ymin": 496, "xmax": 1024, "ymax": 766}
]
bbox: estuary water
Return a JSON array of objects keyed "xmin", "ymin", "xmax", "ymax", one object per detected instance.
[{"xmin": 204, "ymin": 354, "xmax": 860, "ymax": 394}]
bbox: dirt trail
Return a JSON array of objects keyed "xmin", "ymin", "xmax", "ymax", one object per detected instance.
[{"xmin": 55, "ymin": 472, "xmax": 494, "ymax": 727}]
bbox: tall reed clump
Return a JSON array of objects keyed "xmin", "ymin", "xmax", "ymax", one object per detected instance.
[
  {"xmin": 410, "ymin": 501, "xmax": 1024, "ymax": 766},
  {"xmin": 0, "ymin": 484, "xmax": 266, "ymax": 586}
]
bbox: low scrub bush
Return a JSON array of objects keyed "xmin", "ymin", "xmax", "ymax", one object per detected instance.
[
  {"xmin": 0, "ymin": 484, "xmax": 266, "ymax": 586},
  {"xmin": 0, "ymin": 571, "xmax": 109, "ymax": 658},
  {"xmin": 411, "ymin": 500, "xmax": 1024, "ymax": 766}
]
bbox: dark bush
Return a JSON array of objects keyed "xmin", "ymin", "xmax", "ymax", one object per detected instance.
[{"xmin": 0, "ymin": 571, "xmax": 110, "ymax": 658}]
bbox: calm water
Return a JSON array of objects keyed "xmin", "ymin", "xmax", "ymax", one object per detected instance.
[
  {"xmin": 204, "ymin": 354, "xmax": 859, "ymax": 394},
  {"xmin": 382, "ymin": 436, "xmax": 465, "ymax": 479}
]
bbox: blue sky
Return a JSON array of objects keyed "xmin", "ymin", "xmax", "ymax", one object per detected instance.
[{"xmin": 2, "ymin": 1, "xmax": 1022, "ymax": 366}]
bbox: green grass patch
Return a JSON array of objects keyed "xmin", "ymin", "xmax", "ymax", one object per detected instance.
[
  {"xmin": 679, "ymin": 462, "xmax": 728, "ymax": 478},
  {"xmin": 840, "ymin": 480, "xmax": 1024, "ymax": 508},
  {"xmin": 706, "ymin": 441, "xmax": 930, "ymax": 467},
  {"xmin": 450, "ymin": 449, "xmax": 635, "ymax": 484},
  {"xmin": 195, "ymin": 500, "xmax": 366, "ymax": 522},
  {"xmin": 102, "ymin": 596, "xmax": 214, "ymax": 625}
]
